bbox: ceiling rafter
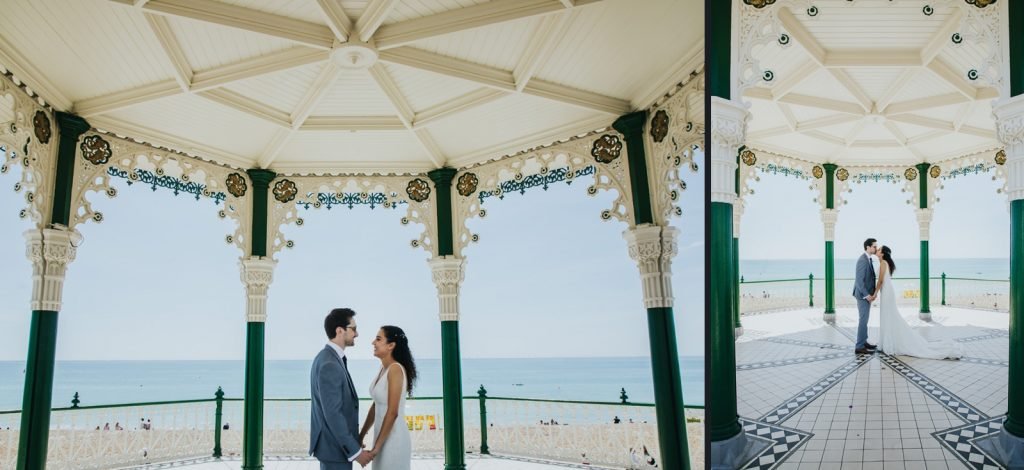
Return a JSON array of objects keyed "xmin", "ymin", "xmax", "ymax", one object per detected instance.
[
  {"xmin": 769, "ymin": 61, "xmax": 819, "ymax": 100},
  {"xmin": 448, "ymin": 114, "xmax": 612, "ymax": 168},
  {"xmin": 133, "ymin": 0, "xmax": 335, "ymax": 50},
  {"xmin": 875, "ymin": 69, "xmax": 918, "ymax": 113},
  {"xmin": 379, "ymin": 47, "xmax": 630, "ymax": 114},
  {"xmin": 90, "ymin": 115, "xmax": 253, "ymax": 169},
  {"xmin": 356, "ymin": 0, "xmax": 401, "ymax": 42},
  {"xmin": 258, "ymin": 63, "xmax": 343, "ymax": 168},
  {"xmin": 883, "ymin": 121, "xmax": 908, "ymax": 146},
  {"xmin": 413, "ymin": 88, "xmax": 507, "ymax": 129},
  {"xmin": 747, "ymin": 126, "xmax": 792, "ymax": 140},
  {"xmin": 373, "ymin": 0, "xmax": 577, "ymax": 50},
  {"xmin": 144, "ymin": 13, "xmax": 193, "ymax": 91},
  {"xmin": 316, "ymin": 0, "xmax": 353, "ymax": 42},
  {"xmin": 777, "ymin": 103, "xmax": 798, "ymax": 131},
  {"xmin": 793, "ymin": 114, "xmax": 861, "ymax": 132},
  {"xmin": 367, "ymin": 64, "xmax": 445, "ymax": 168},
  {"xmin": 73, "ymin": 48, "xmax": 327, "ymax": 117},
  {"xmin": 196, "ymin": 88, "xmax": 291, "ymax": 128},
  {"xmin": 827, "ymin": 69, "xmax": 873, "ymax": 112},
  {"xmin": 777, "ymin": 7, "xmax": 824, "ymax": 65},
  {"xmin": 513, "ymin": 10, "xmax": 573, "ymax": 92},
  {"xmin": 777, "ymin": 93, "xmax": 864, "ymax": 116},
  {"xmin": 886, "ymin": 114, "xmax": 955, "ymax": 133},
  {"xmin": 301, "ymin": 116, "xmax": 407, "ymax": 131},
  {"xmin": 883, "ymin": 93, "xmax": 968, "ymax": 115},
  {"xmin": 0, "ymin": 34, "xmax": 73, "ymax": 110}
]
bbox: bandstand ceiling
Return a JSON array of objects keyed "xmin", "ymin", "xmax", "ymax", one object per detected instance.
[
  {"xmin": 0, "ymin": 0, "xmax": 703, "ymax": 173},
  {"xmin": 741, "ymin": 0, "xmax": 1002, "ymax": 166}
]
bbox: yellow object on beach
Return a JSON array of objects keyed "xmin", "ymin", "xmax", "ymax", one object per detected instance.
[
  {"xmin": 903, "ymin": 289, "xmax": 920, "ymax": 298},
  {"xmin": 405, "ymin": 414, "xmax": 437, "ymax": 431}
]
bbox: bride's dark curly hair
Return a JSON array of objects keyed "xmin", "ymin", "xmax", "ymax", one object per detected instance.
[
  {"xmin": 880, "ymin": 246, "xmax": 896, "ymax": 274},
  {"xmin": 381, "ymin": 325, "xmax": 418, "ymax": 396}
]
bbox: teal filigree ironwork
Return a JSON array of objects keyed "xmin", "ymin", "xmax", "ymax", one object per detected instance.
[
  {"xmin": 941, "ymin": 163, "xmax": 992, "ymax": 180},
  {"xmin": 107, "ymin": 166, "xmax": 227, "ymax": 204},
  {"xmin": 478, "ymin": 165, "xmax": 596, "ymax": 202},
  {"xmin": 762, "ymin": 163, "xmax": 809, "ymax": 180},
  {"xmin": 298, "ymin": 192, "xmax": 403, "ymax": 210},
  {"xmin": 852, "ymin": 172, "xmax": 901, "ymax": 184}
]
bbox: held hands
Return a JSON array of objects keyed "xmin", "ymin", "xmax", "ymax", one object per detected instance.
[{"xmin": 355, "ymin": 449, "xmax": 374, "ymax": 466}]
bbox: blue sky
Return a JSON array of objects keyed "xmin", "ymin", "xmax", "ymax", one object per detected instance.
[
  {"xmin": 739, "ymin": 169, "xmax": 1010, "ymax": 261},
  {"xmin": 0, "ymin": 155, "xmax": 704, "ymax": 362}
]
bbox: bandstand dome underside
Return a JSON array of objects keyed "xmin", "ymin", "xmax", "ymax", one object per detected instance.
[
  {"xmin": 0, "ymin": 0, "xmax": 703, "ymax": 174},
  {"xmin": 740, "ymin": 0, "xmax": 1004, "ymax": 166}
]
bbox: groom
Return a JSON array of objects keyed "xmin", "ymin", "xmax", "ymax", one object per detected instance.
[
  {"xmin": 853, "ymin": 239, "xmax": 880, "ymax": 355},
  {"xmin": 310, "ymin": 308, "xmax": 373, "ymax": 469}
]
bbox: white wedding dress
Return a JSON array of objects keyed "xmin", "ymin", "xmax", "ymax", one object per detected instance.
[
  {"xmin": 876, "ymin": 258, "xmax": 962, "ymax": 360},
  {"xmin": 368, "ymin": 364, "xmax": 411, "ymax": 470}
]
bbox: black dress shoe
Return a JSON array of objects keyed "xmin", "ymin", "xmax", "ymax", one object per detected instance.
[
  {"xmin": 855, "ymin": 348, "xmax": 870, "ymax": 354},
  {"xmin": 865, "ymin": 343, "xmax": 878, "ymax": 349}
]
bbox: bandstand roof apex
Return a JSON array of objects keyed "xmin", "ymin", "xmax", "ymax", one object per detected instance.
[
  {"xmin": 737, "ymin": 0, "xmax": 1005, "ymax": 168},
  {"xmin": 0, "ymin": 0, "xmax": 702, "ymax": 174}
]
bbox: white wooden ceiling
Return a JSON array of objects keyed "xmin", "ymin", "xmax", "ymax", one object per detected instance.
[
  {"xmin": 0, "ymin": 0, "xmax": 703, "ymax": 173},
  {"xmin": 741, "ymin": 0, "xmax": 1002, "ymax": 166}
]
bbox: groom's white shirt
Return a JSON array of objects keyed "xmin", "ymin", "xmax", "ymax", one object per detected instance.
[{"xmin": 325, "ymin": 341, "xmax": 360, "ymax": 463}]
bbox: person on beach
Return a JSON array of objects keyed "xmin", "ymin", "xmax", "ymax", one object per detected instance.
[
  {"xmin": 357, "ymin": 325, "xmax": 417, "ymax": 470},
  {"xmin": 309, "ymin": 308, "xmax": 373, "ymax": 469}
]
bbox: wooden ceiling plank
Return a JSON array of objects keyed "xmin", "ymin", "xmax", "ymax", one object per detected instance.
[
  {"xmin": 0, "ymin": 34, "xmax": 73, "ymax": 110},
  {"xmin": 513, "ymin": 11, "xmax": 573, "ymax": 92},
  {"xmin": 139, "ymin": 0, "xmax": 335, "ymax": 49},
  {"xmin": 958, "ymin": 124, "xmax": 996, "ymax": 139},
  {"xmin": 301, "ymin": 116, "xmax": 407, "ymax": 130},
  {"xmin": 74, "ymin": 80, "xmax": 181, "ymax": 117},
  {"xmin": 883, "ymin": 93, "xmax": 968, "ymax": 115},
  {"xmin": 316, "ymin": 0, "xmax": 353, "ymax": 42},
  {"xmin": 373, "ymin": 0, "xmax": 572, "ymax": 50},
  {"xmin": 886, "ymin": 114, "xmax": 955, "ymax": 132},
  {"xmin": 777, "ymin": 103, "xmax": 798, "ymax": 131},
  {"xmin": 778, "ymin": 93, "xmax": 864, "ymax": 115},
  {"xmin": 412, "ymin": 88, "xmax": 507, "ymax": 129},
  {"xmin": 522, "ymin": 78, "xmax": 630, "ymax": 114},
  {"xmin": 823, "ymin": 50, "xmax": 922, "ymax": 68},
  {"xmin": 925, "ymin": 59, "xmax": 977, "ymax": 100},
  {"xmin": 289, "ymin": 63, "xmax": 343, "ymax": 129},
  {"xmin": 448, "ymin": 114, "xmax": 612, "ymax": 168},
  {"xmin": 197, "ymin": 88, "xmax": 291, "ymax": 128},
  {"xmin": 413, "ymin": 128, "xmax": 446, "ymax": 168},
  {"xmin": 882, "ymin": 121, "xmax": 908, "ymax": 146},
  {"xmin": 144, "ymin": 13, "xmax": 193, "ymax": 91},
  {"xmin": 89, "ymin": 115, "xmax": 254, "ymax": 168},
  {"xmin": 770, "ymin": 60, "xmax": 819, "ymax": 100},
  {"xmin": 258, "ymin": 128, "xmax": 295, "ymax": 169},
  {"xmin": 747, "ymin": 125, "xmax": 792, "ymax": 140},
  {"xmin": 875, "ymin": 69, "xmax": 918, "ymax": 112},
  {"xmin": 367, "ymin": 63, "xmax": 415, "ymax": 126},
  {"xmin": 921, "ymin": 8, "xmax": 963, "ymax": 65},
  {"xmin": 794, "ymin": 114, "xmax": 860, "ymax": 132},
  {"xmin": 356, "ymin": 0, "xmax": 401, "ymax": 42},
  {"xmin": 190, "ymin": 48, "xmax": 328, "ymax": 92}
]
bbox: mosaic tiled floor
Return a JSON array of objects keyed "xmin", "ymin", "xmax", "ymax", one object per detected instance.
[
  {"xmin": 736, "ymin": 307, "xmax": 1011, "ymax": 470},
  {"xmin": 124, "ymin": 454, "xmax": 612, "ymax": 470}
]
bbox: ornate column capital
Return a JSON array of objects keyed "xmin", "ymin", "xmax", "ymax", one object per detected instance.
[
  {"xmin": 24, "ymin": 227, "xmax": 81, "ymax": 311},
  {"xmin": 623, "ymin": 224, "xmax": 678, "ymax": 309},
  {"xmin": 429, "ymin": 256, "xmax": 465, "ymax": 322},
  {"xmin": 993, "ymin": 96, "xmax": 1024, "ymax": 201},
  {"xmin": 915, "ymin": 208, "xmax": 934, "ymax": 240},
  {"xmin": 710, "ymin": 97, "xmax": 750, "ymax": 204},
  {"xmin": 821, "ymin": 209, "xmax": 839, "ymax": 242},
  {"xmin": 240, "ymin": 257, "xmax": 276, "ymax": 322}
]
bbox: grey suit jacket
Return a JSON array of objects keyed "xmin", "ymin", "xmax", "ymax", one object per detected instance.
[
  {"xmin": 309, "ymin": 345, "xmax": 361, "ymax": 464},
  {"xmin": 852, "ymin": 253, "xmax": 877, "ymax": 299}
]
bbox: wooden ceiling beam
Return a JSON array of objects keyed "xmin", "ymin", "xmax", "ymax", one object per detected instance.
[
  {"xmin": 356, "ymin": 0, "xmax": 401, "ymax": 42},
  {"xmin": 315, "ymin": 0, "xmax": 353, "ymax": 42}
]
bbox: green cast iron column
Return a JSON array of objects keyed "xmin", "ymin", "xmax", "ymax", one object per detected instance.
[
  {"xmin": 1004, "ymin": 0, "xmax": 1024, "ymax": 438},
  {"xmin": 17, "ymin": 112, "xmax": 90, "ymax": 470},
  {"xmin": 1001, "ymin": 0, "xmax": 1024, "ymax": 439},
  {"xmin": 614, "ymin": 111, "xmax": 688, "ymax": 470},
  {"xmin": 917, "ymin": 163, "xmax": 931, "ymax": 315},
  {"xmin": 241, "ymin": 169, "xmax": 274, "ymax": 470},
  {"xmin": 708, "ymin": 0, "xmax": 743, "ymax": 447},
  {"xmin": 428, "ymin": 167, "xmax": 466, "ymax": 470},
  {"xmin": 734, "ymin": 236, "xmax": 741, "ymax": 330},
  {"xmin": 824, "ymin": 164, "xmax": 837, "ymax": 315}
]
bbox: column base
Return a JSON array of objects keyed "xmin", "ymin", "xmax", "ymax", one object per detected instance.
[
  {"xmin": 919, "ymin": 311, "xmax": 932, "ymax": 322},
  {"xmin": 735, "ymin": 326, "xmax": 744, "ymax": 338},
  {"xmin": 444, "ymin": 465, "xmax": 467, "ymax": 470},
  {"xmin": 822, "ymin": 312, "xmax": 836, "ymax": 324},
  {"xmin": 710, "ymin": 429, "xmax": 770, "ymax": 469},
  {"xmin": 975, "ymin": 426, "xmax": 1024, "ymax": 469}
]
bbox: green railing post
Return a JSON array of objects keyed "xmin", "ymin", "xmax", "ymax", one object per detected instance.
[
  {"xmin": 71, "ymin": 392, "xmax": 80, "ymax": 408},
  {"xmin": 809, "ymin": 273, "xmax": 815, "ymax": 307},
  {"xmin": 620, "ymin": 388, "xmax": 629, "ymax": 404},
  {"xmin": 477, "ymin": 385, "xmax": 489, "ymax": 455},
  {"xmin": 941, "ymin": 273, "xmax": 947, "ymax": 306},
  {"xmin": 214, "ymin": 387, "xmax": 224, "ymax": 458}
]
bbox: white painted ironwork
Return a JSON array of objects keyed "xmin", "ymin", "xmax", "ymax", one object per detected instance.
[{"xmin": 0, "ymin": 72, "xmax": 58, "ymax": 229}]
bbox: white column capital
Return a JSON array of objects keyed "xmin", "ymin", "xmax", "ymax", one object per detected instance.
[
  {"xmin": 915, "ymin": 208, "xmax": 934, "ymax": 240},
  {"xmin": 429, "ymin": 256, "xmax": 465, "ymax": 322},
  {"xmin": 24, "ymin": 227, "xmax": 82, "ymax": 311},
  {"xmin": 821, "ymin": 209, "xmax": 839, "ymax": 242},
  {"xmin": 710, "ymin": 97, "xmax": 750, "ymax": 204},
  {"xmin": 623, "ymin": 224, "xmax": 678, "ymax": 309},
  {"xmin": 240, "ymin": 257, "xmax": 276, "ymax": 323},
  {"xmin": 993, "ymin": 96, "xmax": 1024, "ymax": 201}
]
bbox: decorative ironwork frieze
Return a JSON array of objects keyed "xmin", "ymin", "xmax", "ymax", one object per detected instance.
[
  {"xmin": 929, "ymin": 166, "xmax": 941, "ymax": 178},
  {"xmin": 995, "ymin": 149, "xmax": 1006, "ymax": 165},
  {"xmin": 33, "ymin": 111, "xmax": 51, "ymax": 144},
  {"xmin": 406, "ymin": 178, "xmax": 430, "ymax": 202},
  {"xmin": 457, "ymin": 172, "xmax": 478, "ymax": 197},
  {"xmin": 941, "ymin": 163, "xmax": 991, "ymax": 180},
  {"xmin": 80, "ymin": 135, "xmax": 112, "ymax": 166},
  {"xmin": 107, "ymin": 167, "xmax": 227, "ymax": 204},
  {"xmin": 763, "ymin": 163, "xmax": 809, "ymax": 179},
  {"xmin": 650, "ymin": 110, "xmax": 669, "ymax": 143},
  {"xmin": 591, "ymin": 135, "xmax": 622, "ymax": 163},
  {"xmin": 904, "ymin": 167, "xmax": 918, "ymax": 181},
  {"xmin": 836, "ymin": 168, "xmax": 849, "ymax": 181},
  {"xmin": 478, "ymin": 166, "xmax": 596, "ymax": 202},
  {"xmin": 298, "ymin": 191, "xmax": 400, "ymax": 210},
  {"xmin": 226, "ymin": 173, "xmax": 247, "ymax": 198},
  {"xmin": 273, "ymin": 179, "xmax": 297, "ymax": 203},
  {"xmin": 812, "ymin": 165, "xmax": 824, "ymax": 179},
  {"xmin": 741, "ymin": 149, "xmax": 757, "ymax": 166}
]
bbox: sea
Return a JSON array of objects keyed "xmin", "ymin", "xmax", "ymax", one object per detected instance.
[
  {"xmin": 0, "ymin": 356, "xmax": 704, "ymax": 411},
  {"xmin": 740, "ymin": 258, "xmax": 1009, "ymax": 281}
]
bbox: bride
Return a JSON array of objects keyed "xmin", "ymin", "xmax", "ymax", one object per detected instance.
[
  {"xmin": 358, "ymin": 325, "xmax": 417, "ymax": 469},
  {"xmin": 876, "ymin": 246, "xmax": 962, "ymax": 360}
]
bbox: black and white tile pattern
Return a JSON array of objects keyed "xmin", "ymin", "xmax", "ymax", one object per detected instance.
[
  {"xmin": 761, "ymin": 337, "xmax": 849, "ymax": 351},
  {"xmin": 934, "ymin": 416, "xmax": 1006, "ymax": 470},
  {"xmin": 757, "ymin": 354, "xmax": 873, "ymax": 425},
  {"xmin": 739, "ymin": 418, "xmax": 813, "ymax": 470},
  {"xmin": 880, "ymin": 354, "xmax": 988, "ymax": 423},
  {"xmin": 737, "ymin": 352, "xmax": 851, "ymax": 371}
]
